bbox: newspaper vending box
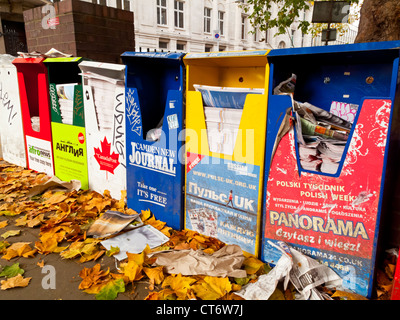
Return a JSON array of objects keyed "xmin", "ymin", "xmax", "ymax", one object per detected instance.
[
  {"xmin": 13, "ymin": 57, "xmax": 54, "ymax": 176},
  {"xmin": 122, "ymin": 52, "xmax": 185, "ymax": 231},
  {"xmin": 261, "ymin": 41, "xmax": 400, "ymax": 298},
  {"xmin": 79, "ymin": 61, "xmax": 127, "ymax": 200},
  {"xmin": 0, "ymin": 54, "xmax": 26, "ymax": 168},
  {"xmin": 184, "ymin": 50, "xmax": 270, "ymax": 257},
  {"xmin": 45, "ymin": 57, "xmax": 88, "ymax": 189}
]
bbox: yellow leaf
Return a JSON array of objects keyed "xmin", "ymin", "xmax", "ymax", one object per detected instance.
[
  {"xmin": 160, "ymin": 226, "xmax": 172, "ymax": 237},
  {"xmin": 125, "ymin": 208, "xmax": 138, "ymax": 216},
  {"xmin": 35, "ymin": 230, "xmax": 67, "ymax": 255},
  {"xmin": 119, "ymin": 260, "xmax": 144, "ymax": 282},
  {"xmin": 331, "ymin": 290, "xmax": 368, "ymax": 300},
  {"xmin": 15, "ymin": 215, "xmax": 28, "ymax": 227},
  {"xmin": 141, "ymin": 209, "xmax": 152, "ymax": 222},
  {"xmin": 126, "ymin": 251, "xmax": 145, "ymax": 266},
  {"xmin": 106, "ymin": 246, "xmax": 120, "ymax": 257},
  {"xmin": 83, "ymin": 281, "xmax": 109, "ymax": 295},
  {"xmin": 103, "ymin": 190, "xmax": 111, "ymax": 198},
  {"xmin": 43, "ymin": 191, "xmax": 68, "ymax": 205},
  {"xmin": 79, "ymin": 264, "xmax": 110, "ymax": 290},
  {"xmin": 79, "ymin": 249, "xmax": 105, "ymax": 263},
  {"xmin": 60, "ymin": 241, "xmax": 85, "ymax": 259},
  {"xmin": 58, "ymin": 202, "xmax": 71, "ymax": 214},
  {"xmin": 145, "ymin": 292, "xmax": 161, "ymax": 300},
  {"xmin": 126, "ymin": 244, "xmax": 153, "ymax": 265},
  {"xmin": 2, "ymin": 242, "xmax": 36, "ymax": 260},
  {"xmin": 85, "ymin": 196, "xmax": 111, "ymax": 213},
  {"xmin": 0, "ymin": 221, "xmax": 7, "ymax": 228},
  {"xmin": 143, "ymin": 266, "xmax": 164, "ymax": 285},
  {"xmin": 1, "ymin": 274, "xmax": 32, "ymax": 290},
  {"xmin": 146, "ymin": 217, "xmax": 166, "ymax": 231},
  {"xmin": 162, "ymin": 274, "xmax": 196, "ymax": 300},
  {"xmin": 145, "ymin": 288, "xmax": 176, "ymax": 300},
  {"xmin": 243, "ymin": 256, "xmax": 265, "ymax": 275},
  {"xmin": 1, "ymin": 229, "xmax": 21, "ymax": 239},
  {"xmin": 27, "ymin": 214, "xmax": 45, "ymax": 228},
  {"xmin": 192, "ymin": 276, "xmax": 232, "ymax": 300}
]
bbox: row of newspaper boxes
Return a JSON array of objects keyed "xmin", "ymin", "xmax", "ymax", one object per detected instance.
[{"xmin": 1, "ymin": 40, "xmax": 400, "ymax": 298}]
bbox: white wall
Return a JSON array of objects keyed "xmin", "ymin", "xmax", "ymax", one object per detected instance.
[{"xmin": 102, "ymin": 0, "xmax": 356, "ymax": 52}]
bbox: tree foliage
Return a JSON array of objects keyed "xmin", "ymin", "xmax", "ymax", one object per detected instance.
[{"xmin": 242, "ymin": 0, "xmax": 360, "ymax": 37}]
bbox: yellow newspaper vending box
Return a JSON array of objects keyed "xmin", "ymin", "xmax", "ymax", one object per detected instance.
[{"xmin": 184, "ymin": 51, "xmax": 269, "ymax": 256}]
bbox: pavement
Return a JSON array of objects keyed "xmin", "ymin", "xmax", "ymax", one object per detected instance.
[{"xmin": 0, "ymin": 209, "xmax": 151, "ymax": 300}]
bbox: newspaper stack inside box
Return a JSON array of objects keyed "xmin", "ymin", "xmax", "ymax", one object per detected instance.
[
  {"xmin": 273, "ymin": 75, "xmax": 356, "ymax": 175},
  {"xmin": 56, "ymin": 83, "xmax": 76, "ymax": 125},
  {"xmin": 294, "ymin": 101, "xmax": 353, "ymax": 175},
  {"xmin": 195, "ymin": 84, "xmax": 264, "ymax": 155},
  {"xmin": 84, "ymin": 72, "xmax": 124, "ymax": 131}
]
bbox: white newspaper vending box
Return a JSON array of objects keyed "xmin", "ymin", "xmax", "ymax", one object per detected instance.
[
  {"xmin": 0, "ymin": 54, "xmax": 26, "ymax": 168},
  {"xmin": 79, "ymin": 61, "xmax": 127, "ymax": 200}
]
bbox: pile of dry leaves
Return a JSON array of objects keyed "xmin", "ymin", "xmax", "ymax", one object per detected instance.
[{"xmin": 0, "ymin": 160, "xmax": 396, "ymax": 300}]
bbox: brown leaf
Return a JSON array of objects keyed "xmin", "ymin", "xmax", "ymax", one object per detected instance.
[
  {"xmin": 2, "ymin": 242, "xmax": 37, "ymax": 260},
  {"xmin": 43, "ymin": 191, "xmax": 68, "ymax": 205},
  {"xmin": 1, "ymin": 274, "xmax": 32, "ymax": 290},
  {"xmin": 79, "ymin": 264, "xmax": 110, "ymax": 290}
]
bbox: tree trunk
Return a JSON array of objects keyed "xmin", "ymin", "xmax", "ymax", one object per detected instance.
[{"xmin": 355, "ymin": 0, "xmax": 400, "ymax": 43}]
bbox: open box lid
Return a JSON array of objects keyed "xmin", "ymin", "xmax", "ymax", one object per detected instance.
[
  {"xmin": 267, "ymin": 40, "xmax": 400, "ymax": 62},
  {"xmin": 43, "ymin": 57, "xmax": 83, "ymax": 63},
  {"xmin": 78, "ymin": 60, "xmax": 126, "ymax": 81},
  {"xmin": 12, "ymin": 57, "xmax": 47, "ymax": 75},
  {"xmin": 0, "ymin": 54, "xmax": 17, "ymax": 68},
  {"xmin": 183, "ymin": 50, "xmax": 269, "ymax": 67},
  {"xmin": 121, "ymin": 51, "xmax": 185, "ymax": 61},
  {"xmin": 121, "ymin": 52, "xmax": 185, "ymax": 75}
]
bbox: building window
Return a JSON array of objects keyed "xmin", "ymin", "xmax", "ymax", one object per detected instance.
[
  {"xmin": 204, "ymin": 7, "xmax": 211, "ymax": 33},
  {"xmin": 159, "ymin": 39, "xmax": 169, "ymax": 50},
  {"xmin": 218, "ymin": 11, "xmax": 224, "ymax": 35},
  {"xmin": 219, "ymin": 46, "xmax": 226, "ymax": 52},
  {"xmin": 278, "ymin": 41, "xmax": 286, "ymax": 48},
  {"xmin": 241, "ymin": 15, "xmax": 246, "ymax": 39},
  {"xmin": 157, "ymin": 0, "xmax": 167, "ymax": 25},
  {"xmin": 205, "ymin": 44, "xmax": 213, "ymax": 52},
  {"xmin": 176, "ymin": 42, "xmax": 186, "ymax": 51},
  {"xmin": 174, "ymin": 1, "xmax": 184, "ymax": 28},
  {"xmin": 291, "ymin": 29, "xmax": 296, "ymax": 47}
]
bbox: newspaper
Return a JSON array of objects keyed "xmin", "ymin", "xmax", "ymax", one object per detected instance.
[
  {"xmin": 100, "ymin": 224, "xmax": 169, "ymax": 261},
  {"xmin": 80, "ymin": 71, "xmax": 124, "ymax": 131},
  {"xmin": 272, "ymin": 77, "xmax": 353, "ymax": 174},
  {"xmin": 87, "ymin": 210, "xmax": 142, "ymax": 239},
  {"xmin": 273, "ymin": 74, "xmax": 297, "ymax": 96},
  {"xmin": 56, "ymin": 83, "xmax": 77, "ymax": 125},
  {"xmin": 294, "ymin": 102, "xmax": 352, "ymax": 174},
  {"xmin": 272, "ymin": 75, "xmax": 354, "ymax": 174},
  {"xmin": 194, "ymin": 84, "xmax": 263, "ymax": 155},
  {"xmin": 17, "ymin": 48, "xmax": 73, "ymax": 59},
  {"xmin": 236, "ymin": 241, "xmax": 342, "ymax": 300}
]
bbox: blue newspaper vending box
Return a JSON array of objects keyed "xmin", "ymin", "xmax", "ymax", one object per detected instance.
[
  {"xmin": 122, "ymin": 52, "xmax": 185, "ymax": 230},
  {"xmin": 261, "ymin": 41, "xmax": 400, "ymax": 298}
]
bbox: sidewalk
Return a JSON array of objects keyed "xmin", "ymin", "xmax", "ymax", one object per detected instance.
[
  {"xmin": 0, "ymin": 160, "xmax": 395, "ymax": 300},
  {"xmin": 0, "ymin": 213, "xmax": 150, "ymax": 300},
  {"xmin": 0, "ymin": 160, "xmax": 152, "ymax": 300}
]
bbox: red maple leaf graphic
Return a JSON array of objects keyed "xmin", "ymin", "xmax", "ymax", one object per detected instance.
[{"xmin": 94, "ymin": 137, "xmax": 120, "ymax": 174}]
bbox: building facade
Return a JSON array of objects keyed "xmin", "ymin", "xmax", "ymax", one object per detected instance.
[
  {"xmin": 128, "ymin": 0, "xmax": 314, "ymax": 53},
  {"xmin": 89, "ymin": 0, "xmax": 358, "ymax": 52}
]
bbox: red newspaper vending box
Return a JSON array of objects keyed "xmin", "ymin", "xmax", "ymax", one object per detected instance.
[
  {"xmin": 391, "ymin": 251, "xmax": 400, "ymax": 300},
  {"xmin": 13, "ymin": 57, "xmax": 54, "ymax": 176}
]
